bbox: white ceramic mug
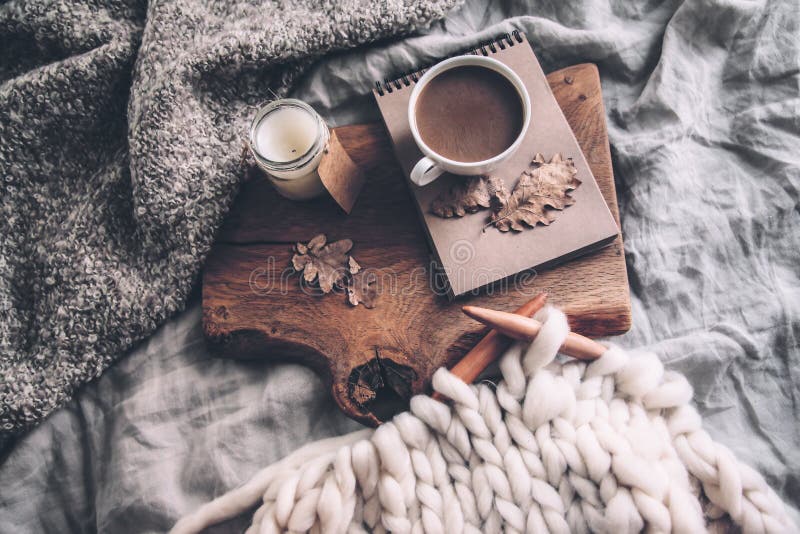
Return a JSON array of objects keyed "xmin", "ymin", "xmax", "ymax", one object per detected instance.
[{"xmin": 407, "ymin": 55, "xmax": 531, "ymax": 187}]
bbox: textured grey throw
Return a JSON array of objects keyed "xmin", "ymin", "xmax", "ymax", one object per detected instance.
[{"xmin": 0, "ymin": 0, "xmax": 459, "ymax": 441}]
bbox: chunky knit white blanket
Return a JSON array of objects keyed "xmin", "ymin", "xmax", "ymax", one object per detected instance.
[{"xmin": 173, "ymin": 307, "xmax": 793, "ymax": 533}]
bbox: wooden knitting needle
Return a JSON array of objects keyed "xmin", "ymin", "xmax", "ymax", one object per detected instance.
[
  {"xmin": 431, "ymin": 293, "xmax": 548, "ymax": 401},
  {"xmin": 461, "ymin": 306, "xmax": 606, "ymax": 361}
]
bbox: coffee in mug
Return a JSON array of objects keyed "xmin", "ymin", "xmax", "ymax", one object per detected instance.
[
  {"xmin": 415, "ymin": 66, "xmax": 524, "ymax": 163},
  {"xmin": 407, "ymin": 55, "xmax": 531, "ymax": 186}
]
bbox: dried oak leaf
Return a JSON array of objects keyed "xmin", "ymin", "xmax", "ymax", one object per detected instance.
[
  {"xmin": 346, "ymin": 270, "xmax": 379, "ymax": 308},
  {"xmin": 430, "ymin": 176, "xmax": 492, "ymax": 217},
  {"xmin": 490, "ymin": 153, "xmax": 580, "ymax": 232},
  {"xmin": 292, "ymin": 234, "xmax": 353, "ymax": 293}
]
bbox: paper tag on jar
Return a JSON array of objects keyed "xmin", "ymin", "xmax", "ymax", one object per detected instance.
[{"xmin": 317, "ymin": 130, "xmax": 366, "ymax": 214}]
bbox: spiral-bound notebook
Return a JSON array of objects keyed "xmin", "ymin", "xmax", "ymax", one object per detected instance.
[{"xmin": 373, "ymin": 32, "xmax": 619, "ymax": 298}]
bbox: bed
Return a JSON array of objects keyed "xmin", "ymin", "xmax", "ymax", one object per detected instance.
[{"xmin": 1, "ymin": 0, "xmax": 798, "ymax": 531}]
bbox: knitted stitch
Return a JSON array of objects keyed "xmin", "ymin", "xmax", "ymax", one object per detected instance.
[
  {"xmin": 172, "ymin": 307, "xmax": 794, "ymax": 533},
  {"xmin": 0, "ymin": 0, "xmax": 460, "ymax": 441}
]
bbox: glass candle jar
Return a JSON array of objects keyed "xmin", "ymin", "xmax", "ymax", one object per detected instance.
[{"xmin": 249, "ymin": 99, "xmax": 330, "ymax": 201}]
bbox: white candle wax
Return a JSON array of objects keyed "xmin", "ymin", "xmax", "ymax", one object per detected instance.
[
  {"xmin": 255, "ymin": 107, "xmax": 317, "ymax": 163},
  {"xmin": 250, "ymin": 100, "xmax": 329, "ymax": 200}
]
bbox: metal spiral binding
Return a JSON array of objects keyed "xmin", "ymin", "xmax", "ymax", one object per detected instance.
[{"xmin": 374, "ymin": 30, "xmax": 524, "ymax": 96}]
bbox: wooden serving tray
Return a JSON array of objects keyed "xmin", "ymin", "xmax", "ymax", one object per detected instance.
[{"xmin": 203, "ymin": 63, "xmax": 630, "ymax": 426}]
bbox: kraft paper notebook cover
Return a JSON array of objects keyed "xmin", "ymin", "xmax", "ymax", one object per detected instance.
[{"xmin": 373, "ymin": 31, "xmax": 619, "ymax": 298}]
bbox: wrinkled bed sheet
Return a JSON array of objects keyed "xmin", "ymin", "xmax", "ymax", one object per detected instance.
[{"xmin": 1, "ymin": 0, "xmax": 798, "ymax": 531}]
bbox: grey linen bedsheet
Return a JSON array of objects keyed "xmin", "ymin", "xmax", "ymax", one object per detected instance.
[{"xmin": 1, "ymin": 0, "xmax": 798, "ymax": 531}]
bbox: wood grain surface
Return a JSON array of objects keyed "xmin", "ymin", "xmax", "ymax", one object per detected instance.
[{"xmin": 203, "ymin": 63, "xmax": 630, "ymax": 426}]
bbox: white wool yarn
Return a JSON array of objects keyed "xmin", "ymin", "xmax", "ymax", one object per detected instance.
[{"xmin": 172, "ymin": 307, "xmax": 793, "ymax": 534}]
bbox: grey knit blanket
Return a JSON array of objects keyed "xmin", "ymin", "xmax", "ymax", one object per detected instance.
[{"xmin": 0, "ymin": 0, "xmax": 459, "ymax": 441}]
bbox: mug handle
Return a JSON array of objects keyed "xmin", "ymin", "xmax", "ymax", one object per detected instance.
[{"xmin": 410, "ymin": 157, "xmax": 445, "ymax": 186}]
